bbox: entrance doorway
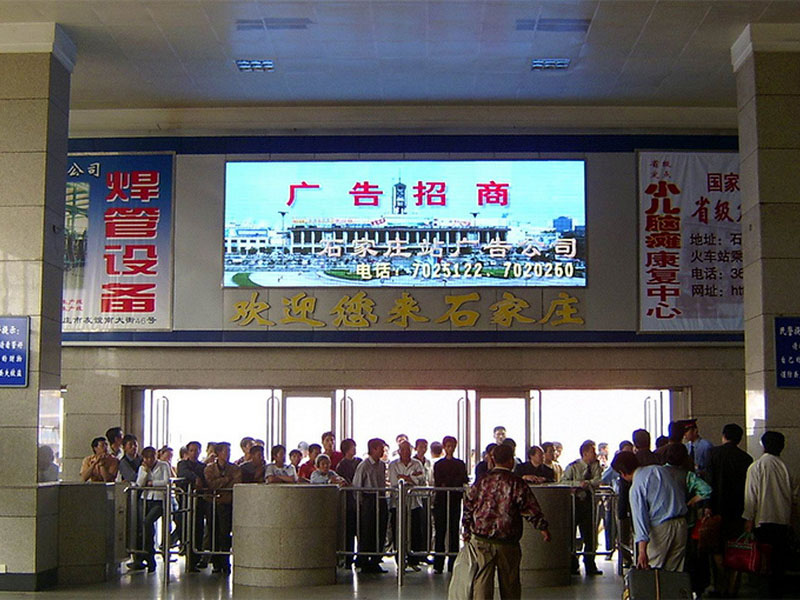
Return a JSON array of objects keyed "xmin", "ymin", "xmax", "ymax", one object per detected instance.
[{"xmin": 140, "ymin": 387, "xmax": 669, "ymax": 474}]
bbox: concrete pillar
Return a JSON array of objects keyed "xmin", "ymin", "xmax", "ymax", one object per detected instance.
[
  {"xmin": 233, "ymin": 484, "xmax": 339, "ymax": 587},
  {"xmin": 0, "ymin": 23, "xmax": 74, "ymax": 590},
  {"xmin": 732, "ymin": 24, "xmax": 800, "ymax": 471}
]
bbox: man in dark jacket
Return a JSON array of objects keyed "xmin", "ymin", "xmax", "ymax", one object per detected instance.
[
  {"xmin": 708, "ymin": 423, "xmax": 752, "ymax": 597},
  {"xmin": 177, "ymin": 440, "xmax": 208, "ymax": 571}
]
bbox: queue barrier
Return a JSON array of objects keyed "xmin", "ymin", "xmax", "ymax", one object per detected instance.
[{"xmin": 124, "ymin": 478, "xmax": 621, "ymax": 589}]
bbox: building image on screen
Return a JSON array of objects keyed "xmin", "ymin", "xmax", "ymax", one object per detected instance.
[{"xmin": 224, "ymin": 160, "xmax": 586, "ymax": 288}]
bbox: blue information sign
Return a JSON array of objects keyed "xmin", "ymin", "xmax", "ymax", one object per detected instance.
[
  {"xmin": 0, "ymin": 316, "xmax": 29, "ymax": 387},
  {"xmin": 775, "ymin": 317, "xmax": 800, "ymax": 388}
]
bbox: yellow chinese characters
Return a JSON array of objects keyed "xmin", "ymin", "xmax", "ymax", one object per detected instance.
[
  {"xmin": 435, "ymin": 292, "xmax": 481, "ymax": 328},
  {"xmin": 388, "ymin": 292, "xmax": 429, "ymax": 328},
  {"xmin": 540, "ymin": 292, "xmax": 584, "ymax": 326},
  {"xmin": 281, "ymin": 292, "xmax": 325, "ymax": 327},
  {"xmin": 230, "ymin": 291, "xmax": 274, "ymax": 326},
  {"xmin": 228, "ymin": 289, "xmax": 584, "ymax": 330},
  {"xmin": 489, "ymin": 292, "xmax": 536, "ymax": 327},
  {"xmin": 331, "ymin": 291, "xmax": 378, "ymax": 328}
]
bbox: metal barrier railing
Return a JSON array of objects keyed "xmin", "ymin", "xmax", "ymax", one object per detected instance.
[
  {"xmin": 124, "ymin": 478, "xmax": 189, "ymax": 590},
  {"xmin": 568, "ymin": 486, "xmax": 619, "ymax": 567},
  {"xmin": 187, "ymin": 486, "xmax": 236, "ymax": 562},
  {"xmin": 124, "ymin": 478, "xmax": 621, "ymax": 588},
  {"xmin": 334, "ymin": 483, "xmax": 467, "ymax": 588}
]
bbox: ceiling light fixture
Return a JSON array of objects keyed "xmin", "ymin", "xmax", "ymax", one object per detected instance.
[
  {"xmin": 531, "ymin": 58, "xmax": 571, "ymax": 70},
  {"xmin": 235, "ymin": 59, "xmax": 275, "ymax": 72}
]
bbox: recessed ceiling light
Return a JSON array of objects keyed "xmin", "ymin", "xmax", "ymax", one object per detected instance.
[
  {"xmin": 531, "ymin": 58, "xmax": 571, "ymax": 70},
  {"xmin": 235, "ymin": 59, "xmax": 275, "ymax": 72},
  {"xmin": 536, "ymin": 18, "xmax": 591, "ymax": 32},
  {"xmin": 263, "ymin": 17, "xmax": 313, "ymax": 30},
  {"xmin": 516, "ymin": 18, "xmax": 591, "ymax": 32},
  {"xmin": 236, "ymin": 19, "xmax": 265, "ymax": 31}
]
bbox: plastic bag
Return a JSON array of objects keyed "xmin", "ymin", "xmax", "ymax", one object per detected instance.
[{"xmin": 447, "ymin": 539, "xmax": 480, "ymax": 600}]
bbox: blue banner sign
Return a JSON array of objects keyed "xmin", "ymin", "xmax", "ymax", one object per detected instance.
[
  {"xmin": 0, "ymin": 316, "xmax": 29, "ymax": 387},
  {"xmin": 775, "ymin": 317, "xmax": 800, "ymax": 388},
  {"xmin": 63, "ymin": 153, "xmax": 174, "ymax": 331}
]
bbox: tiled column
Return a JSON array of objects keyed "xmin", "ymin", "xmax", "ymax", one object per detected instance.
[
  {"xmin": 0, "ymin": 23, "xmax": 74, "ymax": 590},
  {"xmin": 732, "ymin": 24, "xmax": 800, "ymax": 472}
]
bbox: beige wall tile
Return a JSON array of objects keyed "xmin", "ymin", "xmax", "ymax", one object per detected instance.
[
  {"xmin": 0, "ymin": 152, "xmax": 47, "ymax": 208},
  {"xmin": 0, "ymin": 260, "xmax": 44, "ymax": 315},
  {"xmin": 0, "ymin": 383, "xmax": 41, "ymax": 428},
  {"xmin": 0, "ymin": 99, "xmax": 50, "ymax": 153},
  {"xmin": 758, "ymin": 258, "xmax": 800, "ymax": 315},
  {"xmin": 0, "ymin": 206, "xmax": 45, "ymax": 261},
  {"xmin": 0, "ymin": 54, "xmax": 52, "ymax": 101},
  {"xmin": 756, "ymin": 149, "xmax": 800, "ymax": 206},
  {"xmin": 0, "ymin": 487, "xmax": 37, "ymax": 518},
  {"xmin": 0, "ymin": 427, "xmax": 38, "ymax": 486},
  {"xmin": 0, "ymin": 515, "xmax": 36, "ymax": 572},
  {"xmin": 754, "ymin": 52, "xmax": 800, "ymax": 96},
  {"xmin": 754, "ymin": 95, "xmax": 800, "ymax": 150},
  {"xmin": 173, "ymin": 154, "xmax": 225, "ymax": 330}
]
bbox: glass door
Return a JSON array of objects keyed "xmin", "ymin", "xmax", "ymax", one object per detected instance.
[
  {"xmin": 345, "ymin": 389, "xmax": 469, "ymax": 463},
  {"xmin": 282, "ymin": 392, "xmax": 336, "ymax": 451},
  {"xmin": 475, "ymin": 393, "xmax": 531, "ymax": 467}
]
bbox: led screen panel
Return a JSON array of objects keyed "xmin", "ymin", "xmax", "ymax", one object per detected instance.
[{"xmin": 224, "ymin": 160, "xmax": 585, "ymax": 287}]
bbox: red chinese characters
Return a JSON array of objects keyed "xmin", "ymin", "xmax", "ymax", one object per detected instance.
[
  {"xmin": 103, "ymin": 244, "xmax": 158, "ymax": 276},
  {"xmin": 105, "ymin": 170, "xmax": 161, "ymax": 202},
  {"xmin": 287, "ymin": 181, "xmax": 320, "ymax": 206},
  {"xmin": 644, "ymin": 179, "xmax": 682, "ymax": 320},
  {"xmin": 350, "ymin": 181, "xmax": 383, "ymax": 206},
  {"xmin": 476, "ymin": 181, "xmax": 509, "ymax": 206},
  {"xmin": 100, "ymin": 283, "xmax": 156, "ymax": 313},
  {"xmin": 104, "ymin": 208, "xmax": 160, "ymax": 238},
  {"xmin": 413, "ymin": 181, "xmax": 447, "ymax": 206},
  {"xmin": 101, "ymin": 168, "xmax": 163, "ymax": 314}
]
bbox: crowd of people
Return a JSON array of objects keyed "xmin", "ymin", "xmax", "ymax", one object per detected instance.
[{"xmin": 77, "ymin": 421, "xmax": 796, "ymax": 598}]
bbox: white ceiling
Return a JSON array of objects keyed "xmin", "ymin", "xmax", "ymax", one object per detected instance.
[{"xmin": 3, "ymin": 0, "xmax": 799, "ymax": 111}]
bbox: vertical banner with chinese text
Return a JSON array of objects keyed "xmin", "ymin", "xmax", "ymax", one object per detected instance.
[
  {"xmin": 63, "ymin": 154, "xmax": 173, "ymax": 331},
  {"xmin": 639, "ymin": 152, "xmax": 742, "ymax": 332}
]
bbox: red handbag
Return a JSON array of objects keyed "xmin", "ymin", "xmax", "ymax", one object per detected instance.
[
  {"xmin": 691, "ymin": 515, "xmax": 722, "ymax": 552},
  {"xmin": 723, "ymin": 533, "xmax": 772, "ymax": 574}
]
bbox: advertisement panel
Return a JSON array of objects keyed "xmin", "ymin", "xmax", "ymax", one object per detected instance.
[
  {"xmin": 224, "ymin": 160, "xmax": 586, "ymax": 288},
  {"xmin": 62, "ymin": 153, "xmax": 174, "ymax": 331},
  {"xmin": 639, "ymin": 152, "xmax": 742, "ymax": 332}
]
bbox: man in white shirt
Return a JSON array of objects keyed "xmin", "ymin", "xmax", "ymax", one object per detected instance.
[
  {"xmin": 743, "ymin": 431, "xmax": 795, "ymax": 598},
  {"xmin": 388, "ymin": 441, "xmax": 427, "ymax": 568},
  {"xmin": 414, "ymin": 438, "xmax": 432, "ymax": 485},
  {"xmin": 136, "ymin": 446, "xmax": 173, "ymax": 572}
]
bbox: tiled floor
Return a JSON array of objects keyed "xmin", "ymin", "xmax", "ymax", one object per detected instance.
[
  {"xmin": 2, "ymin": 556, "xmax": 795, "ymax": 599},
  {"xmin": 2, "ymin": 557, "xmax": 626, "ymax": 600}
]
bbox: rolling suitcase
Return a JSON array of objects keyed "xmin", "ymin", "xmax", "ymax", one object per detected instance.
[{"xmin": 622, "ymin": 568, "xmax": 692, "ymax": 600}]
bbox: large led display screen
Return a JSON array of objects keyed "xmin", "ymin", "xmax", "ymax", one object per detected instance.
[{"xmin": 224, "ymin": 160, "xmax": 586, "ymax": 287}]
